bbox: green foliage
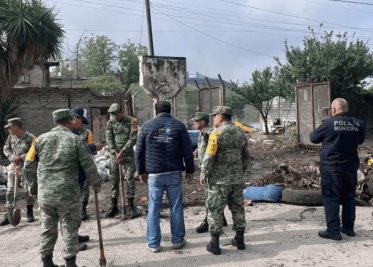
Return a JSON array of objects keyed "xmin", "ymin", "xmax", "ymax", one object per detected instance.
[
  {"xmin": 0, "ymin": 0, "xmax": 64, "ymax": 98},
  {"xmin": 82, "ymin": 75, "xmax": 124, "ymax": 96},
  {"xmin": 230, "ymin": 67, "xmax": 282, "ymax": 134},
  {"xmin": 118, "ymin": 40, "xmax": 147, "ymax": 91},
  {"xmin": 276, "ymin": 29, "xmax": 373, "ymax": 118},
  {"xmin": 80, "ymin": 35, "xmax": 118, "ymax": 77}
]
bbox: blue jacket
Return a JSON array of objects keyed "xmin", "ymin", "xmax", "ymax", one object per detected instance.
[
  {"xmin": 136, "ymin": 113, "xmax": 195, "ymax": 175},
  {"xmin": 310, "ymin": 113, "xmax": 365, "ymax": 171}
]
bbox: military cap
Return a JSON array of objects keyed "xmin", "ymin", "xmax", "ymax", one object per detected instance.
[
  {"xmin": 4, "ymin": 118, "xmax": 23, "ymax": 129},
  {"xmin": 210, "ymin": 106, "xmax": 233, "ymax": 116},
  {"xmin": 108, "ymin": 103, "xmax": 121, "ymax": 114},
  {"xmin": 52, "ymin": 109, "xmax": 73, "ymax": 122},
  {"xmin": 72, "ymin": 107, "xmax": 89, "ymax": 124},
  {"xmin": 190, "ymin": 112, "xmax": 209, "ymax": 122}
]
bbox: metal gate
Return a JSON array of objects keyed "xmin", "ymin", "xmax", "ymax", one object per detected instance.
[{"xmin": 296, "ymin": 82, "xmax": 331, "ymax": 146}]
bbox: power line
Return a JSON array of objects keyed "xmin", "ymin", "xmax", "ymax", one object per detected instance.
[
  {"xmin": 53, "ymin": 0, "xmax": 313, "ymax": 36},
  {"xmin": 327, "ymin": 0, "xmax": 373, "ymax": 6},
  {"xmin": 220, "ymin": 0, "xmax": 373, "ymax": 33},
  {"xmin": 151, "ymin": 5, "xmax": 273, "ymax": 58}
]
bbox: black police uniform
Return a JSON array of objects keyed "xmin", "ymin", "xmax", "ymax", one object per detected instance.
[{"xmin": 310, "ymin": 112, "xmax": 365, "ymax": 235}]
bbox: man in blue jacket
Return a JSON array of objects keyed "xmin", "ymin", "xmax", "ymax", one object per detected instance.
[
  {"xmin": 310, "ymin": 98, "xmax": 365, "ymax": 241},
  {"xmin": 136, "ymin": 101, "xmax": 194, "ymax": 253}
]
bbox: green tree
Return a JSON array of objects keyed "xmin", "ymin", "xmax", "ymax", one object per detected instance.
[
  {"xmin": 231, "ymin": 67, "xmax": 281, "ymax": 134},
  {"xmin": 118, "ymin": 40, "xmax": 147, "ymax": 91},
  {"xmin": 80, "ymin": 35, "xmax": 118, "ymax": 77},
  {"xmin": 276, "ymin": 29, "xmax": 373, "ymax": 117},
  {"xmin": 83, "ymin": 75, "xmax": 124, "ymax": 96}
]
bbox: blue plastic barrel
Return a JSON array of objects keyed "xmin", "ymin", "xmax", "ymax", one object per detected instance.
[{"xmin": 243, "ymin": 184, "xmax": 284, "ymax": 203}]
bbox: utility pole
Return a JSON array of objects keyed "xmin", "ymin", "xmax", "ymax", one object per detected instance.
[{"xmin": 145, "ymin": 0, "xmax": 154, "ymax": 56}]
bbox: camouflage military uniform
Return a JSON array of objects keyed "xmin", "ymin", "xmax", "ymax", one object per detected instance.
[
  {"xmin": 106, "ymin": 116, "xmax": 138, "ymax": 199},
  {"xmin": 201, "ymin": 121, "xmax": 250, "ymax": 234},
  {"xmin": 3, "ymin": 130, "xmax": 35, "ymax": 209},
  {"xmin": 73, "ymin": 127, "xmax": 95, "ymax": 203},
  {"xmin": 24, "ymin": 112, "xmax": 101, "ymax": 261},
  {"xmin": 197, "ymin": 128, "xmax": 212, "ymax": 166}
]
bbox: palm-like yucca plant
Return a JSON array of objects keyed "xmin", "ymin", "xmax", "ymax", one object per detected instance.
[
  {"xmin": 0, "ymin": 0, "xmax": 64, "ymax": 100},
  {"xmin": 0, "ymin": 0, "xmax": 64, "ymax": 152}
]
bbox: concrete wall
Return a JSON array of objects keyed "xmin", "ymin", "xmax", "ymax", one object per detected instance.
[{"xmin": 10, "ymin": 88, "xmax": 123, "ymax": 142}]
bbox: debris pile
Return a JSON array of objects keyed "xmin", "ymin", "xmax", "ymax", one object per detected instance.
[
  {"xmin": 250, "ymin": 161, "xmax": 321, "ymax": 189},
  {"xmin": 355, "ymin": 153, "xmax": 373, "ymax": 206}
]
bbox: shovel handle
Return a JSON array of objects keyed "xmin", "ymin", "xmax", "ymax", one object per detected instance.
[
  {"xmin": 119, "ymin": 164, "xmax": 127, "ymax": 216},
  {"xmin": 13, "ymin": 165, "xmax": 20, "ymax": 198},
  {"xmin": 94, "ymin": 189, "xmax": 107, "ymax": 266}
]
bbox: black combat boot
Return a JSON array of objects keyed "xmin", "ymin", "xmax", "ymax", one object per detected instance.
[
  {"xmin": 78, "ymin": 234, "xmax": 89, "ymax": 243},
  {"xmin": 65, "ymin": 256, "xmax": 78, "ymax": 267},
  {"xmin": 41, "ymin": 255, "xmax": 61, "ymax": 267},
  {"xmin": 106, "ymin": 198, "xmax": 118, "ymax": 218},
  {"xmin": 127, "ymin": 197, "xmax": 140, "ymax": 219},
  {"xmin": 206, "ymin": 232, "xmax": 221, "ymax": 255},
  {"xmin": 26, "ymin": 205, "xmax": 35, "ymax": 222},
  {"xmin": 231, "ymin": 230, "xmax": 246, "ymax": 250},
  {"xmin": 81, "ymin": 201, "xmax": 88, "ymax": 221},
  {"xmin": 196, "ymin": 217, "xmax": 209, "ymax": 233},
  {"xmin": 0, "ymin": 214, "xmax": 9, "ymax": 226}
]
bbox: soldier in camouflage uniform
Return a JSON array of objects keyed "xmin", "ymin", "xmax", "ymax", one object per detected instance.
[
  {"xmin": 24, "ymin": 109, "xmax": 101, "ymax": 267},
  {"xmin": 0, "ymin": 118, "xmax": 36, "ymax": 226},
  {"xmin": 200, "ymin": 106, "xmax": 250, "ymax": 255},
  {"xmin": 191, "ymin": 112, "xmax": 227, "ymax": 233},
  {"xmin": 106, "ymin": 103, "xmax": 139, "ymax": 218},
  {"xmin": 71, "ymin": 107, "xmax": 103, "ymax": 221}
]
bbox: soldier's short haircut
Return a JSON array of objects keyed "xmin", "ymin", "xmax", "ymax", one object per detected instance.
[
  {"xmin": 202, "ymin": 118, "xmax": 209, "ymax": 124},
  {"xmin": 155, "ymin": 101, "xmax": 171, "ymax": 114},
  {"xmin": 222, "ymin": 114, "xmax": 232, "ymax": 121}
]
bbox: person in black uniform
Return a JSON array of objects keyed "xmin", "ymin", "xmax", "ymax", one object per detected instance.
[{"xmin": 310, "ymin": 98, "xmax": 365, "ymax": 241}]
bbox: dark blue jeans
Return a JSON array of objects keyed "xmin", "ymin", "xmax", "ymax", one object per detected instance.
[{"xmin": 320, "ymin": 168, "xmax": 357, "ymax": 234}]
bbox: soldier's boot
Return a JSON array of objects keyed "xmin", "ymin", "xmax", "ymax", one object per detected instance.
[
  {"xmin": 41, "ymin": 255, "xmax": 62, "ymax": 267},
  {"xmin": 106, "ymin": 198, "xmax": 119, "ymax": 218},
  {"xmin": 0, "ymin": 214, "xmax": 9, "ymax": 226},
  {"xmin": 206, "ymin": 232, "xmax": 221, "ymax": 255},
  {"xmin": 78, "ymin": 235, "xmax": 89, "ymax": 243},
  {"xmin": 65, "ymin": 256, "xmax": 78, "ymax": 267},
  {"xmin": 81, "ymin": 201, "xmax": 88, "ymax": 221},
  {"xmin": 26, "ymin": 205, "xmax": 35, "ymax": 223},
  {"xmin": 231, "ymin": 230, "xmax": 245, "ymax": 250},
  {"xmin": 128, "ymin": 197, "xmax": 140, "ymax": 219},
  {"xmin": 196, "ymin": 217, "xmax": 209, "ymax": 233}
]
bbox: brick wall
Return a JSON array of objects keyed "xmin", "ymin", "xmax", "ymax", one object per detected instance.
[{"xmin": 10, "ymin": 88, "xmax": 123, "ymax": 142}]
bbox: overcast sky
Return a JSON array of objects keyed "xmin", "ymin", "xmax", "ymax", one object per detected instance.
[{"xmin": 46, "ymin": 0, "xmax": 373, "ymax": 83}]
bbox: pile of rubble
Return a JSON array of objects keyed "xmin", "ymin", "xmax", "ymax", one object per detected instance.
[
  {"xmin": 251, "ymin": 161, "xmax": 321, "ymax": 190},
  {"xmin": 355, "ymin": 154, "xmax": 373, "ymax": 206}
]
